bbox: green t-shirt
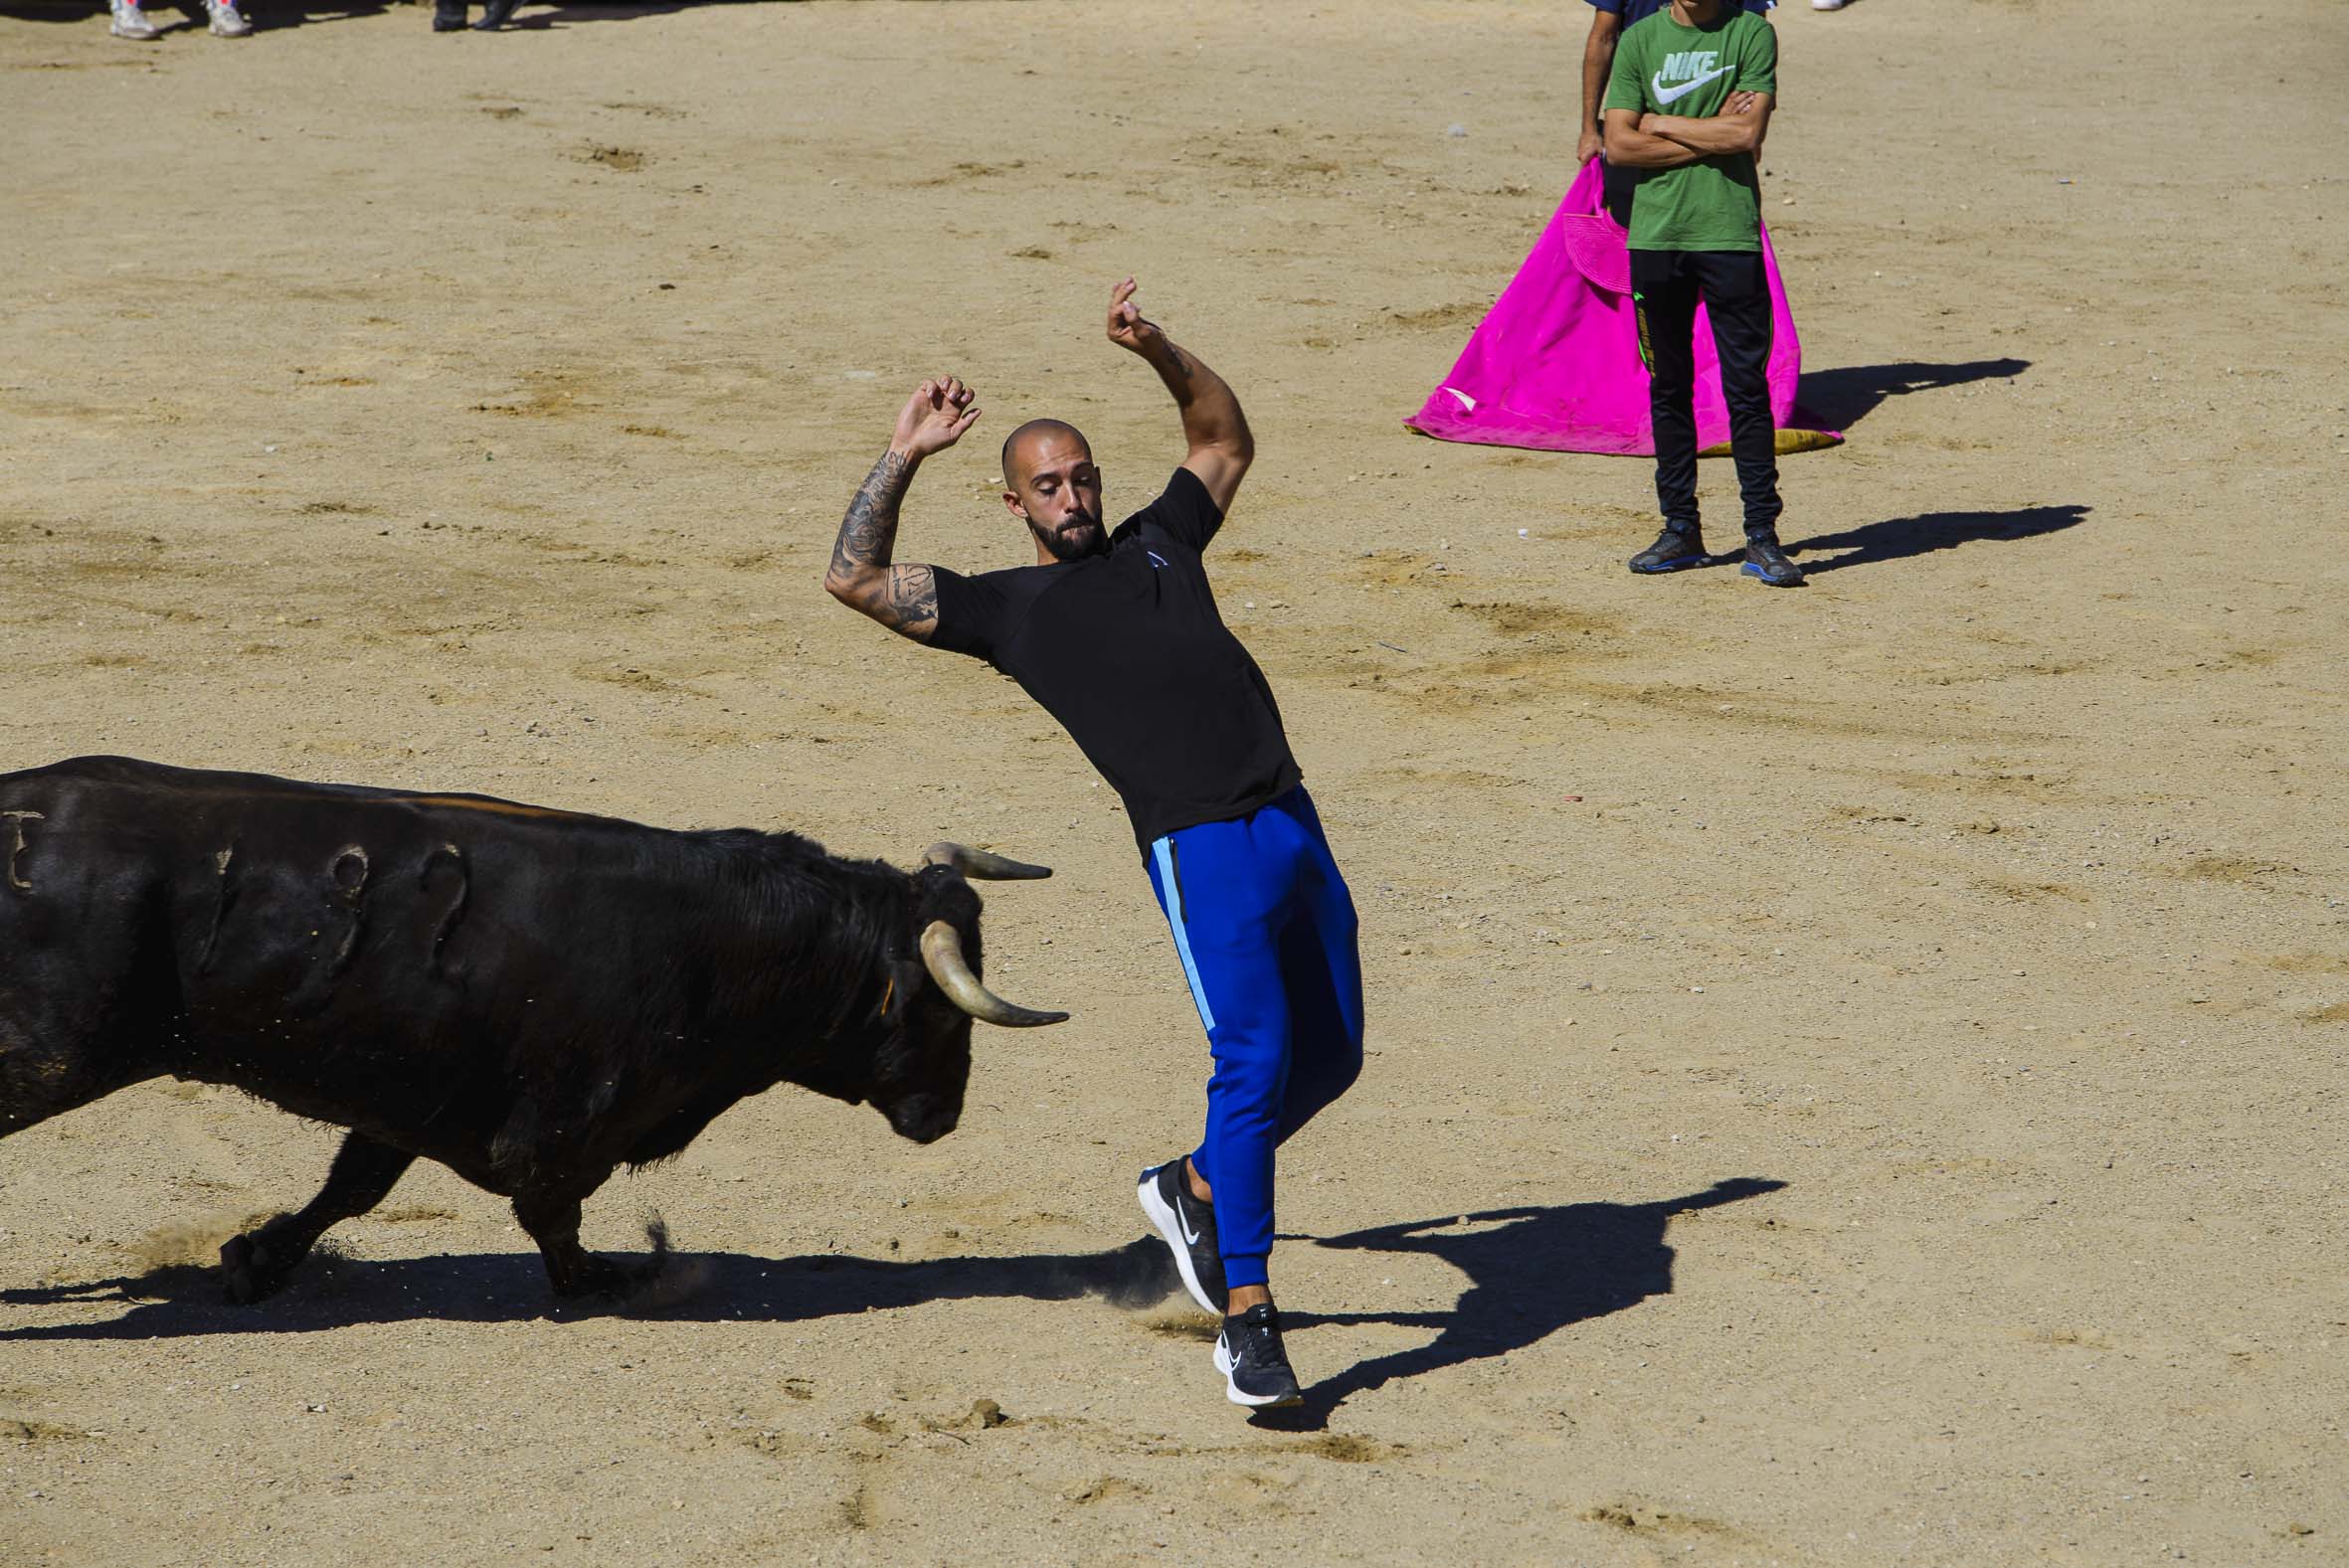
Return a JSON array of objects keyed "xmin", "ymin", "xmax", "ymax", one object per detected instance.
[{"xmin": 1602, "ymin": 7, "xmax": 1777, "ymax": 253}]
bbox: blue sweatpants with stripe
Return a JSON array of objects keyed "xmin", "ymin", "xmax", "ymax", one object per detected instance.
[{"xmin": 1145, "ymin": 786, "xmax": 1364, "ymax": 1291}]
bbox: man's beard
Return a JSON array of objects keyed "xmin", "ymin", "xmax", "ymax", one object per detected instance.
[{"xmin": 1029, "ymin": 512, "xmax": 1110, "ymax": 563}]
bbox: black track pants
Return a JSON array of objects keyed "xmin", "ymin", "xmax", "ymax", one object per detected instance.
[
  {"xmin": 1632, "ymin": 248, "xmax": 1781, "ymax": 541},
  {"xmin": 1602, "ymin": 157, "xmax": 1637, "ymax": 230}
]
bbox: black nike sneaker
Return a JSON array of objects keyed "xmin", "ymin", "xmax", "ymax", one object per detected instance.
[
  {"xmin": 1628, "ymin": 527, "xmax": 1710, "ymax": 574},
  {"xmin": 1741, "ymin": 535, "xmax": 1807, "ymax": 588},
  {"xmin": 1138, "ymin": 1158, "xmax": 1226, "ymax": 1317},
  {"xmin": 1213, "ymin": 1304, "xmax": 1304, "ymax": 1409}
]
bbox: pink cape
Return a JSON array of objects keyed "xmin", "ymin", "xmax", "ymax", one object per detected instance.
[{"xmin": 1405, "ymin": 158, "xmax": 1824, "ymax": 455}]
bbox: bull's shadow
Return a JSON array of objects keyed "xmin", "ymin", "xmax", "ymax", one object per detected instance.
[
  {"xmin": 0, "ymin": 1233, "xmax": 1187, "ymax": 1340},
  {"xmin": 1262, "ymin": 1175, "xmax": 1786, "ymax": 1428}
]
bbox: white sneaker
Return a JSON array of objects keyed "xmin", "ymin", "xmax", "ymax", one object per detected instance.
[
  {"xmin": 109, "ymin": 0, "xmax": 160, "ymax": 39},
  {"xmin": 206, "ymin": 0, "xmax": 253, "ymax": 34}
]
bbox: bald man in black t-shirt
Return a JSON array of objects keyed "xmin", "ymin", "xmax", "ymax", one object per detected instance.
[{"xmin": 822, "ymin": 281, "xmax": 1364, "ymax": 1411}]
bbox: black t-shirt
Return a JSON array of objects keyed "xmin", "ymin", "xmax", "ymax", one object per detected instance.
[{"xmin": 931, "ymin": 467, "xmax": 1302, "ymax": 851}]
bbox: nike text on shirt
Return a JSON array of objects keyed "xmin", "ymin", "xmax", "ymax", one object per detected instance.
[{"xmin": 1601, "ymin": 7, "xmax": 1778, "ymax": 254}]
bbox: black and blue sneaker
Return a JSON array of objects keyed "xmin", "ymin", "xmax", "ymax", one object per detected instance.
[
  {"xmin": 1741, "ymin": 536, "xmax": 1806, "ymax": 587},
  {"xmin": 1628, "ymin": 527, "xmax": 1710, "ymax": 575},
  {"xmin": 1138, "ymin": 1158, "xmax": 1226, "ymax": 1317},
  {"xmin": 1213, "ymin": 1304, "xmax": 1304, "ymax": 1409}
]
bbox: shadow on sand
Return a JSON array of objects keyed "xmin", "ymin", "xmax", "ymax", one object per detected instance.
[
  {"xmin": 1794, "ymin": 357, "xmax": 2031, "ymax": 431},
  {"xmin": 1257, "ymin": 1175, "xmax": 1787, "ymax": 1428},
  {"xmin": 4, "ymin": 1178, "xmax": 1786, "ymax": 1432},
  {"xmin": 1788, "ymin": 502, "xmax": 2089, "ymax": 575},
  {"xmin": 0, "ymin": 1233, "xmax": 1186, "ymax": 1339}
]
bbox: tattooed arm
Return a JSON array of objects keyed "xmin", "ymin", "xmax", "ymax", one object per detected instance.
[
  {"xmin": 825, "ymin": 448, "xmax": 941, "ymax": 639},
  {"xmin": 823, "ymin": 376, "xmax": 982, "ymax": 642}
]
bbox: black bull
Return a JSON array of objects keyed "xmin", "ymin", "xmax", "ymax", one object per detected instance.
[{"xmin": 0, "ymin": 756, "xmax": 1066, "ymax": 1302}]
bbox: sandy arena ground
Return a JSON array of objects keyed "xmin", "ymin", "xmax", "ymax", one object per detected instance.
[{"xmin": 2, "ymin": 0, "xmax": 2345, "ymax": 1562}]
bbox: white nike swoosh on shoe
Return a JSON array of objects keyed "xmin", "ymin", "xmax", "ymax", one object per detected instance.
[
  {"xmin": 1216, "ymin": 1338, "xmax": 1302, "ymax": 1409},
  {"xmin": 1178, "ymin": 1201, "xmax": 1202, "ymax": 1247},
  {"xmin": 1652, "ymin": 65, "xmax": 1734, "ymax": 106},
  {"xmin": 1140, "ymin": 1171, "xmax": 1222, "ymax": 1317}
]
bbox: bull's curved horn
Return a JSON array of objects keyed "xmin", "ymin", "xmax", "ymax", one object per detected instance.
[
  {"xmin": 925, "ymin": 842, "xmax": 1053, "ymax": 881},
  {"xmin": 919, "ymin": 920, "xmax": 1069, "ymax": 1027}
]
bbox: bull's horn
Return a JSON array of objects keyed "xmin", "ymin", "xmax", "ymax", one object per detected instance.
[
  {"xmin": 919, "ymin": 920, "xmax": 1069, "ymax": 1028},
  {"xmin": 925, "ymin": 842, "xmax": 1053, "ymax": 881}
]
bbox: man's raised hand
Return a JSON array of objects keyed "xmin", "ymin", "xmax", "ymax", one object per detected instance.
[
  {"xmin": 827, "ymin": 387, "xmax": 957, "ymax": 643},
  {"xmin": 1107, "ymin": 276, "xmax": 1252, "ymax": 515},
  {"xmin": 1105, "ymin": 277, "xmax": 1168, "ymax": 359},
  {"xmin": 892, "ymin": 376, "xmax": 982, "ymax": 460}
]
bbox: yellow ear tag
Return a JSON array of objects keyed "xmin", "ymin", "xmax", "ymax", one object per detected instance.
[{"xmin": 878, "ymin": 975, "xmax": 895, "ymax": 1018}]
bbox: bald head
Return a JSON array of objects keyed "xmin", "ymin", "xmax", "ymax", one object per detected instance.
[
  {"xmin": 999, "ymin": 419, "xmax": 1091, "ymax": 489},
  {"xmin": 998, "ymin": 418, "xmax": 1107, "ymax": 565}
]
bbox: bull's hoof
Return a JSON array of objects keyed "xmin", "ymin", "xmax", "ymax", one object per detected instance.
[
  {"xmin": 544, "ymin": 1217, "xmax": 673, "ymax": 1303},
  {"xmin": 471, "ymin": 0, "xmax": 516, "ymax": 28},
  {"xmin": 550, "ymin": 1243, "xmax": 678, "ymax": 1305},
  {"xmin": 431, "ymin": 0, "xmax": 466, "ymax": 29},
  {"xmin": 547, "ymin": 1253, "xmax": 637, "ymax": 1301},
  {"xmin": 219, "ymin": 1233, "xmax": 282, "ymax": 1305}
]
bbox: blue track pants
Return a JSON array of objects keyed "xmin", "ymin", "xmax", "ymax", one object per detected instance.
[{"xmin": 1144, "ymin": 787, "xmax": 1364, "ymax": 1291}]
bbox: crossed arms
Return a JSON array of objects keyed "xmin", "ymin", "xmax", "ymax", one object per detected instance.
[{"xmin": 1603, "ymin": 89, "xmax": 1774, "ymax": 169}]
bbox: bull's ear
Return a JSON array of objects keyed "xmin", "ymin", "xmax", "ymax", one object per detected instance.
[{"xmin": 925, "ymin": 842, "xmax": 1052, "ymax": 881}]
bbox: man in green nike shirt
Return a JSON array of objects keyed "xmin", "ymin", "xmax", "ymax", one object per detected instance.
[{"xmin": 1603, "ymin": 0, "xmax": 1804, "ymax": 588}]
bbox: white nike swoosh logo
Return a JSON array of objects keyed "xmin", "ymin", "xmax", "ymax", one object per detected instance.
[
  {"xmin": 1652, "ymin": 65, "xmax": 1733, "ymax": 105},
  {"xmin": 1180, "ymin": 1203, "xmax": 1202, "ymax": 1246}
]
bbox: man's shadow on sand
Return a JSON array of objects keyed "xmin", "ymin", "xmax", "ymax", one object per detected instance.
[
  {"xmin": 2, "ymin": 1177, "xmax": 1783, "ymax": 1427},
  {"xmin": 1795, "ymin": 357, "xmax": 2030, "ymax": 432},
  {"xmin": 1684, "ymin": 503, "xmax": 2088, "ymax": 578},
  {"xmin": 1267, "ymin": 1175, "xmax": 1783, "ymax": 1427},
  {"xmin": 1686, "ymin": 358, "xmax": 2072, "ymax": 580},
  {"xmin": 1788, "ymin": 502, "xmax": 2089, "ymax": 575}
]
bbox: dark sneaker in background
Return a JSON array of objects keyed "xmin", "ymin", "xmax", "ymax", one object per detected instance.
[
  {"xmin": 1213, "ymin": 1304, "xmax": 1304, "ymax": 1409},
  {"xmin": 1138, "ymin": 1158, "xmax": 1226, "ymax": 1317},
  {"xmin": 1741, "ymin": 536, "xmax": 1807, "ymax": 587},
  {"xmin": 1628, "ymin": 528, "xmax": 1711, "ymax": 574}
]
